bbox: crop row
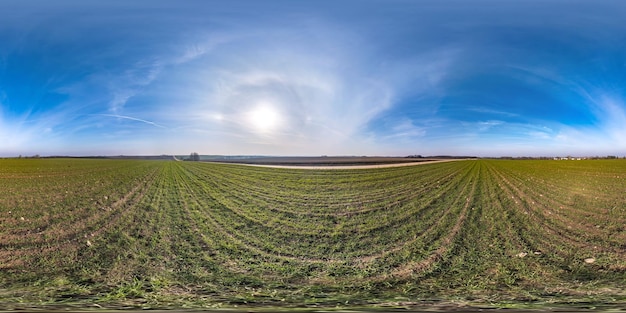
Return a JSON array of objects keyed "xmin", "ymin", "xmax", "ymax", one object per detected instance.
[
  {"xmin": 1, "ymin": 158, "xmax": 625, "ymax": 306},
  {"xmin": 0, "ymin": 159, "xmax": 159, "ymax": 272}
]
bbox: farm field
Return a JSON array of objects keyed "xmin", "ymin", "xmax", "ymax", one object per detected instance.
[
  {"xmin": 1, "ymin": 158, "xmax": 626, "ymax": 310},
  {"xmin": 206, "ymin": 156, "xmax": 453, "ymax": 167}
]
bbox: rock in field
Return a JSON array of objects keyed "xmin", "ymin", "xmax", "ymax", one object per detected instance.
[{"xmin": 584, "ymin": 257, "xmax": 595, "ymax": 264}]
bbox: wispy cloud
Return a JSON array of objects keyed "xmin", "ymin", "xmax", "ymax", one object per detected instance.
[
  {"xmin": 385, "ymin": 118, "xmax": 426, "ymax": 140},
  {"xmin": 477, "ymin": 120, "xmax": 505, "ymax": 132},
  {"xmin": 106, "ymin": 59, "xmax": 163, "ymax": 113},
  {"xmin": 145, "ymin": 23, "xmax": 409, "ymax": 155},
  {"xmin": 560, "ymin": 95, "xmax": 626, "ymax": 152},
  {"xmin": 90, "ymin": 114, "xmax": 166, "ymax": 128},
  {"xmin": 0, "ymin": 108, "xmax": 64, "ymax": 156}
]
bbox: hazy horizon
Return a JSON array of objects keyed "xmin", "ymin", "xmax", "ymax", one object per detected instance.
[{"xmin": 2, "ymin": 1, "xmax": 626, "ymax": 157}]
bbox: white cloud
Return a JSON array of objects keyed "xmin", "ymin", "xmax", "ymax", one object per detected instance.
[
  {"xmin": 91, "ymin": 114, "xmax": 166, "ymax": 129},
  {"xmin": 0, "ymin": 112, "xmax": 62, "ymax": 156},
  {"xmin": 597, "ymin": 96, "xmax": 626, "ymax": 146},
  {"xmin": 150, "ymin": 25, "xmax": 407, "ymax": 155},
  {"xmin": 384, "ymin": 118, "xmax": 426, "ymax": 140},
  {"xmin": 107, "ymin": 59, "xmax": 163, "ymax": 113},
  {"xmin": 477, "ymin": 120, "xmax": 504, "ymax": 132},
  {"xmin": 550, "ymin": 95, "xmax": 626, "ymax": 155}
]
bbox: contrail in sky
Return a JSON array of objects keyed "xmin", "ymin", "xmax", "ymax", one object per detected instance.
[{"xmin": 91, "ymin": 114, "xmax": 166, "ymax": 128}]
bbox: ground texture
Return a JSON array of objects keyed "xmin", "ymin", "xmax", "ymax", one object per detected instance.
[{"xmin": 1, "ymin": 159, "xmax": 625, "ymax": 310}]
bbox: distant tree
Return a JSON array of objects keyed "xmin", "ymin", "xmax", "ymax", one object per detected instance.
[{"xmin": 190, "ymin": 152, "xmax": 200, "ymax": 161}]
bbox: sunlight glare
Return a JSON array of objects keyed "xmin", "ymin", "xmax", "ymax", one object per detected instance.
[{"xmin": 248, "ymin": 105, "xmax": 281, "ymax": 133}]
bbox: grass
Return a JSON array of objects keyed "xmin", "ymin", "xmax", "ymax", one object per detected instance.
[{"xmin": 1, "ymin": 158, "xmax": 625, "ymax": 309}]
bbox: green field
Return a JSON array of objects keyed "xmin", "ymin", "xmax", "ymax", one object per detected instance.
[{"xmin": 1, "ymin": 158, "xmax": 625, "ymax": 309}]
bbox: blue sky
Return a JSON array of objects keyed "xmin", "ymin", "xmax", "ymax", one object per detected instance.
[{"xmin": 1, "ymin": 0, "xmax": 626, "ymax": 157}]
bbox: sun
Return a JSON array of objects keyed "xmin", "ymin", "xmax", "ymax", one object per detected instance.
[{"xmin": 248, "ymin": 105, "xmax": 281, "ymax": 132}]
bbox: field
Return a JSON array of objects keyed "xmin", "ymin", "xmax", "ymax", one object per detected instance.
[
  {"xmin": 206, "ymin": 156, "xmax": 450, "ymax": 166},
  {"xmin": 1, "ymin": 158, "xmax": 625, "ymax": 309}
]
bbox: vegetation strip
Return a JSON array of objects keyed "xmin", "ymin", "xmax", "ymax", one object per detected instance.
[{"xmin": 205, "ymin": 158, "xmax": 462, "ymax": 170}]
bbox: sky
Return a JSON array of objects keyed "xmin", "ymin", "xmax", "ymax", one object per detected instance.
[{"xmin": 1, "ymin": 0, "xmax": 626, "ymax": 157}]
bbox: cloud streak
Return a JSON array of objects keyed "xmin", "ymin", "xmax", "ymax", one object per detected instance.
[{"xmin": 90, "ymin": 114, "xmax": 166, "ymax": 129}]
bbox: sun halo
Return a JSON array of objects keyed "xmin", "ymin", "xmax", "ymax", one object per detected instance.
[{"xmin": 247, "ymin": 105, "xmax": 281, "ymax": 133}]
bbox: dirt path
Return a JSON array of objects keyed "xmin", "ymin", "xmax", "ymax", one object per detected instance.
[{"xmin": 207, "ymin": 158, "xmax": 465, "ymax": 170}]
